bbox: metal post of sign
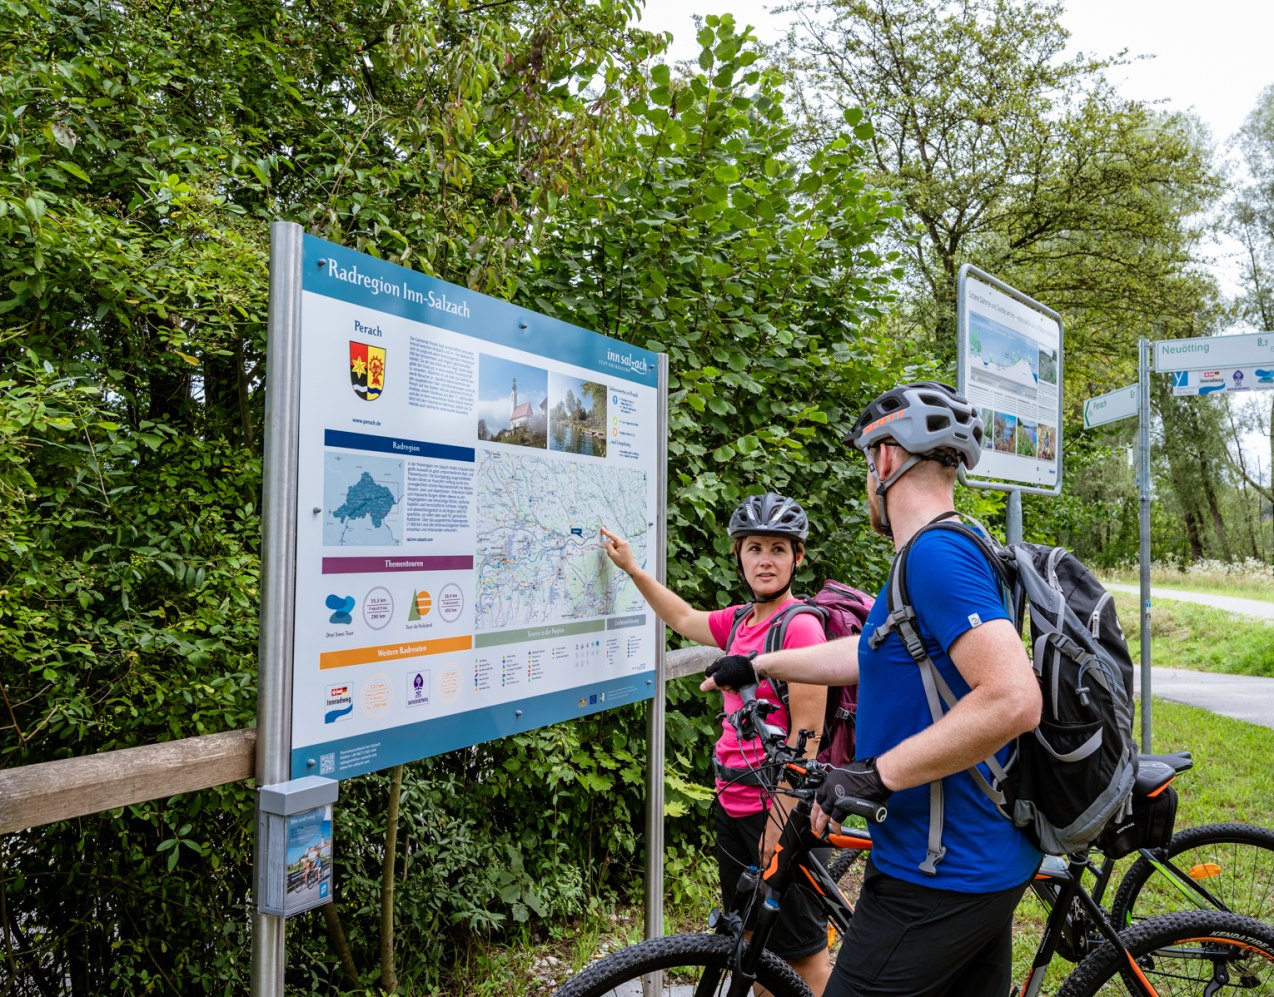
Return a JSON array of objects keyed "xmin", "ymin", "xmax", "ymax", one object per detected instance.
[
  {"xmin": 1005, "ymin": 489, "xmax": 1023, "ymax": 544},
  {"xmin": 252, "ymin": 221, "xmax": 305, "ymax": 997},
  {"xmin": 1137, "ymin": 338, "xmax": 1153, "ymax": 752},
  {"xmin": 641, "ymin": 354, "xmax": 670, "ymax": 997}
]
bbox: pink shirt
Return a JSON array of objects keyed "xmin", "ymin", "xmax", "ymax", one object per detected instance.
[{"xmin": 707, "ymin": 600, "xmax": 827, "ymax": 816}]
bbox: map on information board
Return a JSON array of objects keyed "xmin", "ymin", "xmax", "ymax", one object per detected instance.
[
  {"xmin": 286, "ymin": 234, "xmax": 661, "ymax": 780},
  {"xmin": 323, "ymin": 454, "xmax": 404, "ymax": 546},
  {"xmin": 474, "ymin": 453, "xmax": 646, "ymax": 629}
]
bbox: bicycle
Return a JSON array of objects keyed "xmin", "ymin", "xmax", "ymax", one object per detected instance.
[
  {"xmin": 825, "ymin": 752, "xmax": 1274, "ymax": 936},
  {"xmin": 555, "ymin": 689, "xmax": 1274, "ymax": 997}
]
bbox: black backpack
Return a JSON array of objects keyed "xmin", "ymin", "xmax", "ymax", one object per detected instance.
[
  {"xmin": 873, "ymin": 517, "xmax": 1137, "ymax": 872},
  {"xmin": 726, "ymin": 580, "xmax": 873, "ymax": 768}
]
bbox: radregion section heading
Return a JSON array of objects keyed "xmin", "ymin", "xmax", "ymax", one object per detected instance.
[{"xmin": 301, "ymin": 234, "xmax": 657, "ymax": 387}]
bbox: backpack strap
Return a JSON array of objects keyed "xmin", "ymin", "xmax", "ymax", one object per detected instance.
[
  {"xmin": 712, "ymin": 758, "xmax": 768, "ymax": 787},
  {"xmin": 725, "ymin": 603, "xmax": 753, "ymax": 653},
  {"xmin": 763, "ymin": 601, "xmax": 827, "ymax": 655},
  {"xmin": 759, "ymin": 601, "xmax": 828, "ymax": 715},
  {"xmin": 876, "ymin": 515, "xmax": 1013, "ymax": 875}
]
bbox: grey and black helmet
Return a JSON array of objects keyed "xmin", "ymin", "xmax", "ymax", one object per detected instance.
[
  {"xmin": 728, "ymin": 492, "xmax": 810, "ymax": 542},
  {"xmin": 846, "ymin": 381, "xmax": 983, "ymax": 470}
]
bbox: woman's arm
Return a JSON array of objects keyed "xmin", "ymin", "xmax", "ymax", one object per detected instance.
[
  {"xmin": 600, "ymin": 526, "xmax": 716, "ymax": 646},
  {"xmin": 784, "ymin": 680, "xmax": 827, "ymax": 758}
]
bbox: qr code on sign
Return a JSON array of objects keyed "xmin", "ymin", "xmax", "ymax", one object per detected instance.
[{"xmin": 319, "ymin": 753, "xmax": 336, "ymax": 775}]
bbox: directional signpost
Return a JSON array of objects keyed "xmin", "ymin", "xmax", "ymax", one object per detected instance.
[
  {"xmin": 1154, "ymin": 332, "xmax": 1274, "ymax": 395},
  {"xmin": 1093, "ymin": 330, "xmax": 1274, "ymax": 752},
  {"xmin": 1082, "ymin": 351, "xmax": 1153, "ymax": 749},
  {"xmin": 1153, "ymin": 330, "xmax": 1274, "ymax": 371},
  {"xmin": 1082, "ymin": 384, "xmax": 1138, "ymax": 429}
]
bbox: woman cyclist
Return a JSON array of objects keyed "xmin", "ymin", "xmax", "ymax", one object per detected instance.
[{"xmin": 600, "ymin": 493, "xmax": 832, "ymax": 994}]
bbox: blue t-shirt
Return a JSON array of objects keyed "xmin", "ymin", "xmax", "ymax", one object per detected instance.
[{"xmin": 857, "ymin": 528, "xmax": 1042, "ymax": 891}]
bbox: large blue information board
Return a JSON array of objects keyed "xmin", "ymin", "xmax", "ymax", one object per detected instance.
[{"xmin": 286, "ymin": 235, "xmax": 662, "ymax": 779}]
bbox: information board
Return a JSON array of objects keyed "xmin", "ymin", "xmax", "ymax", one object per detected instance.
[
  {"xmin": 957, "ymin": 265, "xmax": 1064, "ymax": 492},
  {"xmin": 288, "ymin": 235, "xmax": 661, "ymax": 779}
]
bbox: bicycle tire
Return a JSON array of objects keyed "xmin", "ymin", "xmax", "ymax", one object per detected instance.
[
  {"xmin": 1055, "ymin": 910, "xmax": 1274, "ymax": 996},
  {"xmin": 826, "ymin": 847, "xmax": 867, "ymax": 888},
  {"xmin": 825, "ymin": 847, "xmax": 868, "ymax": 938},
  {"xmin": 1110, "ymin": 822, "xmax": 1274, "ymax": 928},
  {"xmin": 553, "ymin": 932, "xmax": 812, "ymax": 997}
]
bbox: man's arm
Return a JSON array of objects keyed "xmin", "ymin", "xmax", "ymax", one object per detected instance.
[
  {"xmin": 873, "ymin": 618, "xmax": 1040, "ymax": 792},
  {"xmin": 699, "ymin": 635, "xmax": 860, "ymax": 692}
]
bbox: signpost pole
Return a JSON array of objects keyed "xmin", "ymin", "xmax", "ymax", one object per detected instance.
[
  {"xmin": 1137, "ymin": 337, "xmax": 1153, "ymax": 752},
  {"xmin": 641, "ymin": 354, "xmax": 669, "ymax": 996},
  {"xmin": 1005, "ymin": 488, "xmax": 1023, "ymax": 545},
  {"xmin": 252, "ymin": 221, "xmax": 305, "ymax": 997}
]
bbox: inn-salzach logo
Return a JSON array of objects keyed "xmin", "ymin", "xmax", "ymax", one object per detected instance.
[{"xmin": 349, "ymin": 341, "xmax": 386, "ymax": 401}]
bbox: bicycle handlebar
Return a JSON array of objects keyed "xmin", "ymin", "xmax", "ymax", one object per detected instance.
[
  {"xmin": 730, "ymin": 683, "xmax": 886, "ymax": 826},
  {"xmin": 831, "ymin": 796, "xmax": 889, "ymax": 825}
]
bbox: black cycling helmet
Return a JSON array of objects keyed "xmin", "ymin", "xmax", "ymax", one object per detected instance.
[
  {"xmin": 728, "ymin": 492, "xmax": 809, "ymax": 604},
  {"xmin": 728, "ymin": 492, "xmax": 810, "ymax": 542},
  {"xmin": 845, "ymin": 381, "xmax": 984, "ymax": 469}
]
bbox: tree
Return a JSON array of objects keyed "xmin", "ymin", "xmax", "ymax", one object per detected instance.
[
  {"xmin": 533, "ymin": 14, "xmax": 910, "ymax": 608},
  {"xmin": 0, "ymin": 2, "xmax": 909, "ymax": 992},
  {"xmin": 1230, "ymin": 84, "xmax": 1274, "ymax": 499},
  {"xmin": 778, "ymin": 0, "xmax": 1223, "ymax": 395}
]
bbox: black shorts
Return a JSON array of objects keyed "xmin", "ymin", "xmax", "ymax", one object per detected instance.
[
  {"xmin": 715, "ymin": 803, "xmax": 829, "ymax": 962},
  {"xmin": 826, "ymin": 859, "xmax": 1029, "ymax": 997}
]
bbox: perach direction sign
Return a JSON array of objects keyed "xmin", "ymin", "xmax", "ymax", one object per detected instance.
[
  {"xmin": 1083, "ymin": 384, "xmax": 1138, "ymax": 429},
  {"xmin": 1154, "ymin": 331, "xmax": 1274, "ymax": 373},
  {"xmin": 1170, "ymin": 367, "xmax": 1274, "ymax": 396}
]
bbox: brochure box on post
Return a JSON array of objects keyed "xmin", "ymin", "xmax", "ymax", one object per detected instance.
[{"xmin": 256, "ymin": 776, "xmax": 339, "ymax": 918}]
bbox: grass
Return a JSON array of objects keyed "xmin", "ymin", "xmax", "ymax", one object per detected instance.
[
  {"xmin": 1104, "ymin": 560, "xmax": 1274, "ymax": 604},
  {"xmin": 427, "ymin": 870, "xmax": 718, "ymax": 994},
  {"xmin": 432, "ymin": 698, "xmax": 1274, "ymax": 995},
  {"xmin": 1110, "ymin": 590, "xmax": 1274, "ymax": 678}
]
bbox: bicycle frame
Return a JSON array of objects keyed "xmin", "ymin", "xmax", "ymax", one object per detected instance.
[
  {"xmin": 1021, "ymin": 856, "xmax": 1154, "ymax": 997},
  {"xmin": 717, "ymin": 692, "xmax": 1200, "ymax": 997}
]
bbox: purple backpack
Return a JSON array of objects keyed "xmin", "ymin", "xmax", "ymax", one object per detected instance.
[{"xmin": 726, "ymin": 580, "xmax": 873, "ymax": 767}]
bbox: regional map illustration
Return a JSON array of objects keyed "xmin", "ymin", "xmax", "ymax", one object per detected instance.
[
  {"xmin": 474, "ymin": 452, "xmax": 647, "ymax": 630},
  {"xmin": 323, "ymin": 453, "xmax": 404, "ymax": 546}
]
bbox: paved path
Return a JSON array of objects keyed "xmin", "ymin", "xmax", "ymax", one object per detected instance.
[
  {"xmin": 1133, "ymin": 664, "xmax": 1274, "ymax": 731},
  {"xmin": 1101, "ymin": 583, "xmax": 1274, "ymax": 731},
  {"xmin": 1104, "ymin": 582, "xmax": 1274, "ymax": 621}
]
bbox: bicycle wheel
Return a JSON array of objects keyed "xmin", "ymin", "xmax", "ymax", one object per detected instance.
[
  {"xmin": 1056, "ymin": 910, "xmax": 1274, "ymax": 996},
  {"xmin": 553, "ymin": 932, "xmax": 812, "ymax": 997},
  {"xmin": 826, "ymin": 846, "xmax": 868, "ymax": 897},
  {"xmin": 1110, "ymin": 822, "xmax": 1274, "ymax": 928}
]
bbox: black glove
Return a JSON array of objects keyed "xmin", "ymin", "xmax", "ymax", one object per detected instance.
[
  {"xmin": 704, "ymin": 652, "xmax": 758, "ymax": 691},
  {"xmin": 816, "ymin": 758, "xmax": 892, "ymax": 822}
]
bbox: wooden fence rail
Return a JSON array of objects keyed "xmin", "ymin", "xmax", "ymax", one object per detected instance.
[{"xmin": 0, "ymin": 646, "xmax": 716, "ymax": 835}]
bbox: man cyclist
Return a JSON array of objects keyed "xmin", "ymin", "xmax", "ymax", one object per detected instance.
[
  {"xmin": 704, "ymin": 382, "xmax": 1042, "ymax": 996},
  {"xmin": 601, "ymin": 493, "xmax": 833, "ymax": 994}
]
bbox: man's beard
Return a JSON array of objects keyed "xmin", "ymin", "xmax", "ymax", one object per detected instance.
[{"xmin": 868, "ymin": 487, "xmax": 890, "ymax": 538}]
